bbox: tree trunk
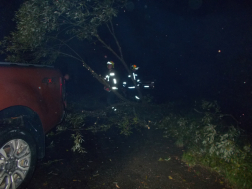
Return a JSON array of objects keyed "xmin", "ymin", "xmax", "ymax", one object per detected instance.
[{"xmin": 81, "ymin": 61, "xmax": 130, "ymax": 103}]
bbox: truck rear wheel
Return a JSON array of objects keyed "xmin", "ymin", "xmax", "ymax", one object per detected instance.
[{"xmin": 0, "ymin": 129, "xmax": 37, "ymax": 189}]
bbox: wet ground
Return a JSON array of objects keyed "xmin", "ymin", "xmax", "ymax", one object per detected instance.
[{"xmin": 26, "ymin": 127, "xmax": 231, "ymax": 189}]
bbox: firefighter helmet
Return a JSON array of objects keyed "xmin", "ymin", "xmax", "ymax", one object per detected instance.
[
  {"xmin": 107, "ymin": 61, "xmax": 114, "ymax": 68},
  {"xmin": 131, "ymin": 64, "xmax": 139, "ymax": 70}
]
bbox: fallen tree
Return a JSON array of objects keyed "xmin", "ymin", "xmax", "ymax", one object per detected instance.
[{"xmin": 0, "ymin": 0, "xmax": 142, "ymax": 101}]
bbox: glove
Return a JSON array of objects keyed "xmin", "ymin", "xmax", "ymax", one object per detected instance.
[{"xmin": 104, "ymin": 86, "xmax": 110, "ymax": 92}]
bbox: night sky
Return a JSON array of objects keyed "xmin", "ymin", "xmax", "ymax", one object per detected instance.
[
  {"xmin": 1, "ymin": 0, "xmax": 252, "ymax": 130},
  {"xmin": 115, "ymin": 0, "xmax": 252, "ymax": 100}
]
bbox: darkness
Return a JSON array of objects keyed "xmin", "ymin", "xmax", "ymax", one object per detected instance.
[{"xmin": 1, "ymin": 0, "xmax": 252, "ymax": 131}]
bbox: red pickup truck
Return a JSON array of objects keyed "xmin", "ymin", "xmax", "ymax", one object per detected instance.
[{"xmin": 0, "ymin": 62, "xmax": 66, "ymax": 189}]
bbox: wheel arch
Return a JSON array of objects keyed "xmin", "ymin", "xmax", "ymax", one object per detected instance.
[{"xmin": 0, "ymin": 105, "xmax": 45, "ymax": 159}]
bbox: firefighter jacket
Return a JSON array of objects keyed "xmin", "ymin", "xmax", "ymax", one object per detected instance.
[
  {"xmin": 123, "ymin": 71, "xmax": 140, "ymax": 89},
  {"xmin": 123, "ymin": 71, "xmax": 154, "ymax": 90},
  {"xmin": 104, "ymin": 69, "xmax": 118, "ymax": 92}
]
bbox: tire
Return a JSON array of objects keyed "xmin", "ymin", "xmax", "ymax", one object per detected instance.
[{"xmin": 0, "ymin": 129, "xmax": 37, "ymax": 189}]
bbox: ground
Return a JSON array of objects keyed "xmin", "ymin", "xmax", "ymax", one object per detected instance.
[
  {"xmin": 25, "ymin": 93, "xmax": 233, "ymax": 189},
  {"xmin": 26, "ymin": 126, "xmax": 231, "ymax": 189}
]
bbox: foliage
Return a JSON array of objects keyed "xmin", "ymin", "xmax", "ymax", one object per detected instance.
[
  {"xmin": 162, "ymin": 115, "xmax": 200, "ymax": 148},
  {"xmin": 0, "ymin": 0, "xmax": 144, "ymax": 102},
  {"xmin": 160, "ymin": 100, "xmax": 252, "ymax": 189},
  {"xmin": 55, "ymin": 112, "xmax": 87, "ymax": 153},
  {"xmin": 142, "ymin": 94, "xmax": 154, "ymax": 103},
  {"xmin": 71, "ymin": 131, "xmax": 86, "ymax": 153},
  {"xmin": 0, "ymin": 0, "xmax": 124, "ymax": 64},
  {"xmin": 200, "ymin": 100, "xmax": 221, "ymax": 113},
  {"xmin": 55, "ymin": 98, "xmax": 151, "ymax": 152},
  {"xmin": 65, "ymin": 112, "xmax": 86, "ymax": 129},
  {"xmin": 85, "ymin": 113, "xmax": 141, "ymax": 136},
  {"xmin": 117, "ymin": 116, "xmax": 136, "ymax": 136}
]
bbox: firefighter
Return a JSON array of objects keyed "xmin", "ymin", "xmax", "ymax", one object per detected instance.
[
  {"xmin": 122, "ymin": 64, "xmax": 155, "ymax": 100},
  {"xmin": 104, "ymin": 61, "xmax": 118, "ymax": 110},
  {"xmin": 123, "ymin": 65, "xmax": 141, "ymax": 100}
]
